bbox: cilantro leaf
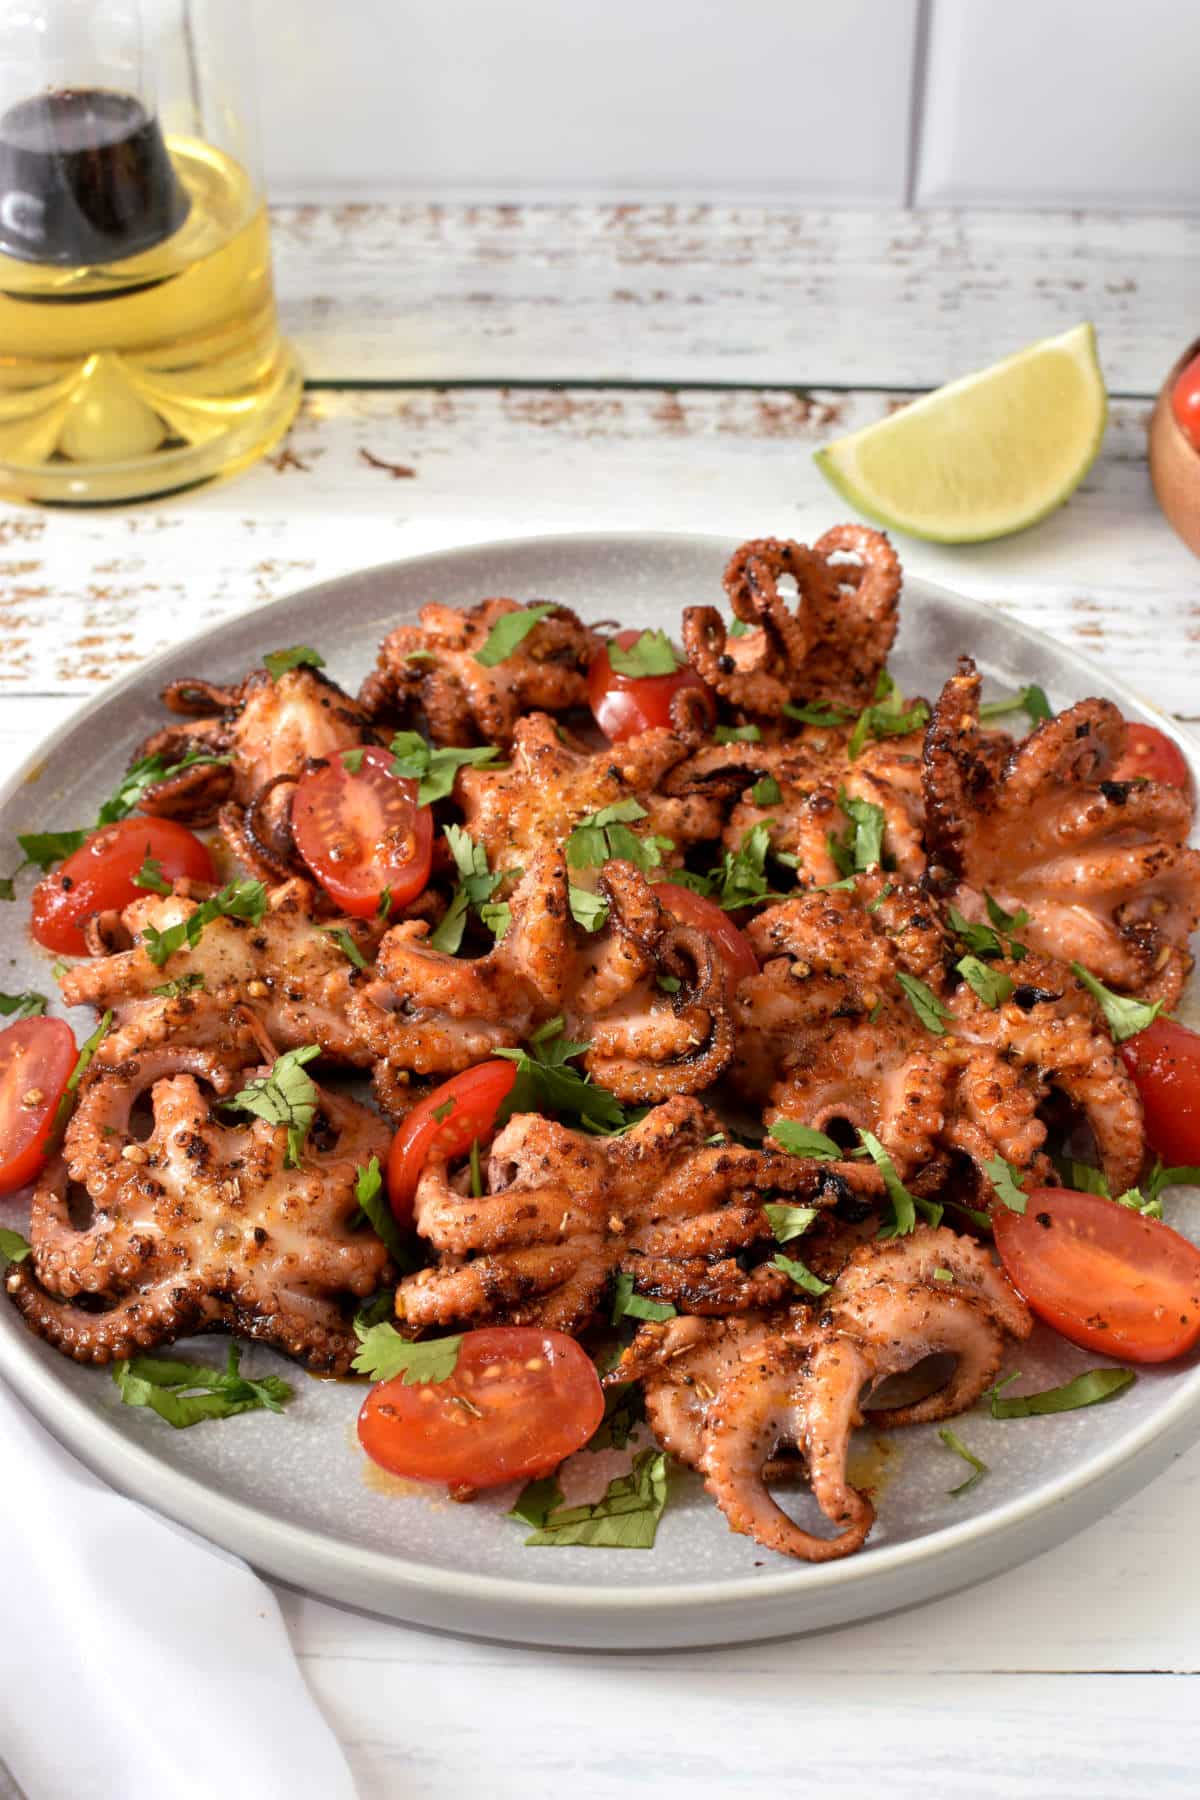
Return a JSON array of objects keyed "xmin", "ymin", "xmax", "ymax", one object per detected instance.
[
  {"xmin": 50, "ymin": 1010, "xmax": 112, "ymax": 1139},
  {"xmin": 568, "ymin": 885, "xmax": 610, "ymax": 932},
  {"xmin": 522, "ymin": 1448, "xmax": 669, "ymax": 1549},
  {"xmin": 836, "ymin": 788, "xmax": 886, "ymax": 872},
  {"xmin": 846, "ymin": 670, "xmax": 930, "ymax": 761},
  {"xmin": 494, "ymin": 1024, "xmax": 627, "ymax": 1134},
  {"xmin": 479, "ymin": 900, "xmax": 512, "ymax": 940},
  {"xmin": 0, "ymin": 989, "xmax": 48, "ymax": 1019},
  {"xmin": 606, "ymin": 630, "xmax": 679, "ymax": 677},
  {"xmin": 17, "ymin": 829, "xmax": 88, "ymax": 869},
  {"xmin": 727, "ymin": 618, "xmax": 751, "ymax": 639},
  {"xmin": 896, "ymin": 971, "xmax": 950, "ymax": 1035},
  {"xmin": 714, "ymin": 723, "xmax": 762, "ymax": 745},
  {"xmin": 1070, "ymin": 963, "xmax": 1162, "ymax": 1043},
  {"xmin": 1053, "ymin": 1155, "xmax": 1110, "ymax": 1197},
  {"xmin": 151, "ymin": 971, "xmax": 206, "ymax": 999},
  {"xmin": 956, "ymin": 955, "xmax": 1014, "ymax": 1009},
  {"xmin": 771, "ymin": 1251, "xmax": 831, "ymax": 1296},
  {"xmin": 938, "ymin": 1427, "xmax": 987, "ymax": 1496},
  {"xmin": 428, "ymin": 827, "xmax": 518, "ymax": 953},
  {"xmin": 263, "ymin": 645, "xmax": 325, "ymax": 681},
  {"xmin": 222, "ymin": 1044, "xmax": 321, "ymax": 1167},
  {"xmin": 388, "ymin": 732, "xmax": 503, "ymax": 807},
  {"xmin": 611, "ymin": 1272, "xmax": 676, "ymax": 1325},
  {"xmin": 0, "ymin": 1226, "xmax": 32, "ymax": 1264},
  {"xmin": 112, "ymin": 1342, "xmax": 293, "ymax": 1429},
  {"xmin": 860, "ymin": 1129, "xmax": 943, "ymax": 1236},
  {"xmin": 977, "ymin": 684, "xmax": 1053, "ymax": 725},
  {"xmin": 96, "ymin": 747, "xmax": 232, "ymax": 827},
  {"xmin": 141, "ymin": 879, "xmax": 268, "ymax": 968},
  {"xmin": 587, "ymin": 1375, "xmax": 645, "ymax": 1452},
  {"xmin": 133, "ymin": 853, "xmax": 172, "ymax": 895},
  {"xmin": 352, "ymin": 1155, "xmax": 417, "ymax": 1270},
  {"xmin": 947, "ymin": 905, "xmax": 1006, "ymax": 959},
  {"xmin": 1113, "ymin": 1185, "xmax": 1162, "ymax": 1219},
  {"xmin": 985, "ymin": 1154, "xmax": 1028, "ymax": 1214},
  {"xmin": 989, "ymin": 1368, "xmax": 1136, "ymax": 1418},
  {"xmin": 1144, "ymin": 1161, "xmax": 1200, "ymax": 1207},
  {"xmin": 324, "ymin": 926, "xmax": 369, "ymax": 970},
  {"xmin": 763, "ymin": 1202, "xmax": 820, "ymax": 1242},
  {"xmin": 508, "ymin": 1475, "xmax": 565, "ymax": 1529},
  {"xmin": 564, "ymin": 799, "xmax": 672, "ymax": 875},
  {"xmin": 342, "ymin": 748, "xmax": 365, "ymax": 774},
  {"xmin": 767, "ymin": 1120, "xmax": 842, "ymax": 1160},
  {"xmin": 782, "ymin": 700, "xmax": 854, "ymax": 727},
  {"xmin": 751, "ymin": 775, "xmax": 782, "ymax": 806},
  {"xmin": 351, "ymin": 1321, "xmax": 462, "ymax": 1384},
  {"xmin": 474, "ymin": 603, "xmax": 559, "ymax": 667},
  {"xmin": 702, "ymin": 822, "xmax": 793, "ymax": 912}
]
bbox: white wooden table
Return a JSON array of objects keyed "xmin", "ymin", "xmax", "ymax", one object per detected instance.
[{"xmin": 5, "ymin": 204, "xmax": 1200, "ymax": 1797}]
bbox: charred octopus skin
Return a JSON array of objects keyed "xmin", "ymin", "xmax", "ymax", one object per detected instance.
[
  {"xmin": 924, "ymin": 657, "xmax": 1200, "ymax": 1006},
  {"xmin": 5, "ymin": 1013, "xmax": 392, "ymax": 1371},
  {"xmin": 613, "ymin": 1228, "xmax": 1031, "ymax": 1563},
  {"xmin": 359, "ymin": 597, "xmax": 601, "ymax": 747},
  {"xmin": 397, "ymin": 1097, "xmax": 839, "ymax": 1335}
]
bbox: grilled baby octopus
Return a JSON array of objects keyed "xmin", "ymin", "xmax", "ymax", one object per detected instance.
[
  {"xmin": 613, "ymin": 1227, "xmax": 1031, "ymax": 1562},
  {"xmin": 924, "ymin": 658, "xmax": 1200, "ymax": 1007},
  {"xmin": 683, "ymin": 527, "xmax": 901, "ymax": 716},
  {"xmin": 5, "ymin": 1010, "xmax": 392, "ymax": 1371},
  {"xmin": 396, "ymin": 1096, "xmax": 839, "ymax": 1336},
  {"xmin": 359, "ymin": 597, "xmax": 601, "ymax": 747}
]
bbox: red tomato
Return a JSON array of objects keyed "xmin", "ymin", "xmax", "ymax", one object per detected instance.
[
  {"xmin": 1110, "ymin": 722, "xmax": 1191, "ymax": 792},
  {"xmin": 387, "ymin": 1061, "xmax": 518, "ymax": 1224},
  {"xmin": 1121, "ymin": 1018, "xmax": 1200, "ymax": 1166},
  {"xmin": 1171, "ymin": 350, "xmax": 1200, "ymax": 452},
  {"xmin": 588, "ymin": 629, "xmax": 711, "ymax": 742},
  {"xmin": 994, "ymin": 1186, "xmax": 1200, "ymax": 1363},
  {"xmin": 358, "ymin": 1325, "xmax": 604, "ymax": 1488},
  {"xmin": 30, "ymin": 818, "xmax": 216, "ymax": 956},
  {"xmin": 0, "ymin": 1017, "xmax": 77, "ymax": 1195},
  {"xmin": 292, "ymin": 746, "xmax": 432, "ymax": 919},
  {"xmin": 654, "ymin": 880, "xmax": 759, "ymax": 985}
]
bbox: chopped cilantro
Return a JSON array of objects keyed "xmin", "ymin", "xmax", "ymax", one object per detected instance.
[
  {"xmin": 16, "ymin": 829, "xmax": 88, "ymax": 869},
  {"xmin": 860, "ymin": 1129, "xmax": 943, "ymax": 1236},
  {"xmin": 222, "ymin": 1045, "xmax": 320, "ymax": 1167},
  {"xmin": 151, "ymin": 971, "xmax": 206, "ymax": 999},
  {"xmin": 989, "ymin": 1368, "xmax": 1135, "ymax": 1418},
  {"xmin": 611, "ymin": 1272, "xmax": 676, "ymax": 1325},
  {"xmin": 141, "ymin": 879, "xmax": 268, "ymax": 967},
  {"xmin": 751, "ymin": 775, "xmax": 782, "ymax": 806},
  {"xmin": 985, "ymin": 1155, "xmax": 1028, "ymax": 1214},
  {"xmin": 938, "ymin": 1427, "xmax": 987, "ymax": 1495},
  {"xmin": 714, "ymin": 723, "xmax": 762, "ymax": 745},
  {"xmin": 112, "ymin": 1342, "xmax": 292, "ymax": 1428},
  {"xmin": 564, "ymin": 799, "xmax": 673, "ymax": 875},
  {"xmin": 507, "ymin": 1475, "xmax": 564, "ymax": 1529},
  {"xmin": 977, "ymin": 683, "xmax": 1053, "ymax": 726},
  {"xmin": 607, "ymin": 630, "xmax": 680, "ymax": 677},
  {"xmin": 263, "ymin": 645, "xmax": 325, "ymax": 681},
  {"xmin": 351, "ymin": 1320, "xmax": 462, "ymax": 1384},
  {"xmin": 833, "ymin": 788, "xmax": 886, "ymax": 873},
  {"xmin": 956, "ymin": 955, "xmax": 1014, "ymax": 1009},
  {"xmin": 342, "ymin": 748, "xmax": 366, "ymax": 774},
  {"xmin": 324, "ymin": 926, "xmax": 369, "ymax": 970},
  {"xmin": 133, "ymin": 853, "xmax": 172, "ymax": 895},
  {"xmin": 521, "ymin": 1448, "xmax": 669, "ymax": 1549},
  {"xmin": 0, "ymin": 1226, "xmax": 32, "ymax": 1264},
  {"xmin": 352, "ymin": 1155, "xmax": 417, "ymax": 1270},
  {"xmin": 0, "ymin": 990, "xmax": 48, "ymax": 1019},
  {"xmin": 771, "ymin": 1251, "xmax": 830, "ymax": 1296},
  {"xmin": 377, "ymin": 887, "xmax": 394, "ymax": 922},
  {"xmin": 763, "ymin": 1202, "xmax": 820, "ymax": 1242},
  {"xmin": 50, "ymin": 1010, "xmax": 112, "ymax": 1139},
  {"xmin": 568, "ymin": 885, "xmax": 610, "ymax": 932},
  {"xmin": 388, "ymin": 732, "xmax": 503, "ymax": 807},
  {"xmin": 475, "ymin": 603, "xmax": 559, "ymax": 667},
  {"xmin": 1070, "ymin": 963, "xmax": 1162, "ymax": 1043},
  {"xmin": 896, "ymin": 971, "xmax": 950, "ymax": 1035},
  {"xmin": 429, "ymin": 827, "xmax": 519, "ymax": 953},
  {"xmin": 845, "ymin": 669, "xmax": 930, "ymax": 761},
  {"xmin": 782, "ymin": 700, "xmax": 854, "ymax": 727},
  {"xmin": 495, "ymin": 1020, "xmax": 627, "ymax": 1134},
  {"xmin": 767, "ymin": 1120, "xmax": 842, "ymax": 1160}
]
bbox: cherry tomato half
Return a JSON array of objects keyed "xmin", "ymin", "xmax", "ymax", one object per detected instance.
[
  {"xmin": 30, "ymin": 818, "xmax": 216, "ymax": 956},
  {"xmin": 1172, "ymin": 350, "xmax": 1200, "ymax": 453},
  {"xmin": 993, "ymin": 1186, "xmax": 1200, "ymax": 1363},
  {"xmin": 1110, "ymin": 722, "xmax": 1191, "ymax": 793},
  {"xmin": 0, "ymin": 1017, "xmax": 77, "ymax": 1196},
  {"xmin": 292, "ymin": 746, "xmax": 433, "ymax": 919},
  {"xmin": 387, "ymin": 1060, "xmax": 518, "ymax": 1225},
  {"xmin": 358, "ymin": 1325, "xmax": 605, "ymax": 1488},
  {"xmin": 1121, "ymin": 1017, "xmax": 1200, "ymax": 1167},
  {"xmin": 654, "ymin": 880, "xmax": 759, "ymax": 986},
  {"xmin": 588, "ymin": 629, "xmax": 711, "ymax": 743}
]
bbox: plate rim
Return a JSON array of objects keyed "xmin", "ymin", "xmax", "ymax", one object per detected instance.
[{"xmin": 2, "ymin": 527, "xmax": 1199, "ymax": 1637}]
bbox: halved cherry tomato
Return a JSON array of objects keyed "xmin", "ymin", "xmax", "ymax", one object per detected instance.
[
  {"xmin": 30, "ymin": 818, "xmax": 216, "ymax": 956},
  {"xmin": 1110, "ymin": 722, "xmax": 1191, "ymax": 792},
  {"xmin": 1121, "ymin": 1017, "xmax": 1200, "ymax": 1167},
  {"xmin": 387, "ymin": 1060, "xmax": 518, "ymax": 1225},
  {"xmin": 1172, "ymin": 349, "xmax": 1200, "ymax": 452},
  {"xmin": 588, "ymin": 629, "xmax": 711, "ymax": 742},
  {"xmin": 0, "ymin": 1016, "xmax": 77, "ymax": 1195},
  {"xmin": 358, "ymin": 1325, "xmax": 604, "ymax": 1488},
  {"xmin": 292, "ymin": 745, "xmax": 432, "ymax": 919},
  {"xmin": 654, "ymin": 880, "xmax": 759, "ymax": 986},
  {"xmin": 993, "ymin": 1185, "xmax": 1200, "ymax": 1363}
]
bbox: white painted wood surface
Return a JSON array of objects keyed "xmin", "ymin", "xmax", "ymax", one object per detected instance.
[{"xmin": 3, "ymin": 203, "xmax": 1200, "ymax": 1797}]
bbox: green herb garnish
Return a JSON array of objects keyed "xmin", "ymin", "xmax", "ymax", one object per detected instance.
[
  {"xmin": 771, "ymin": 1251, "xmax": 831, "ymax": 1296},
  {"xmin": 938, "ymin": 1427, "xmax": 987, "ymax": 1495},
  {"xmin": 989, "ymin": 1368, "xmax": 1136, "ymax": 1418},
  {"xmin": 767, "ymin": 1120, "xmax": 842, "ymax": 1160},
  {"xmin": 222, "ymin": 1045, "xmax": 320, "ymax": 1168},
  {"xmin": 1070, "ymin": 964, "xmax": 1162, "ymax": 1043},
  {"xmin": 351, "ymin": 1321, "xmax": 462, "ymax": 1384},
  {"xmin": 141, "ymin": 879, "xmax": 268, "ymax": 967},
  {"xmin": 896, "ymin": 971, "xmax": 950, "ymax": 1035},
  {"xmin": 112, "ymin": 1342, "xmax": 293, "ymax": 1429},
  {"xmin": 263, "ymin": 645, "xmax": 325, "ymax": 681},
  {"xmin": 0, "ymin": 990, "xmax": 48, "ymax": 1019},
  {"xmin": 475, "ymin": 603, "xmax": 559, "ymax": 667},
  {"xmin": 607, "ymin": 630, "xmax": 680, "ymax": 678},
  {"xmin": 978, "ymin": 684, "xmax": 1053, "ymax": 726},
  {"xmin": 564, "ymin": 799, "xmax": 673, "ymax": 875},
  {"xmin": 388, "ymin": 732, "xmax": 503, "ymax": 807},
  {"xmin": 956, "ymin": 955, "xmax": 1014, "ymax": 1009},
  {"xmin": 520, "ymin": 1449, "xmax": 669, "ymax": 1549},
  {"xmin": 611, "ymin": 1272, "xmax": 676, "ymax": 1325}
]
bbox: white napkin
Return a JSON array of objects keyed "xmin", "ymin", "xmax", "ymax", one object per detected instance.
[{"xmin": 0, "ymin": 1379, "xmax": 358, "ymax": 1800}]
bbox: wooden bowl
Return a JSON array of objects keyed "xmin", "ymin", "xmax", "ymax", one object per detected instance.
[{"xmin": 1149, "ymin": 337, "xmax": 1200, "ymax": 557}]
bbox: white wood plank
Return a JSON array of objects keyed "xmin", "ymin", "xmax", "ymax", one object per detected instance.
[
  {"xmin": 255, "ymin": 0, "xmax": 919, "ymax": 204},
  {"xmin": 918, "ymin": 0, "xmax": 1200, "ymax": 212},
  {"xmin": 268, "ymin": 202, "xmax": 1200, "ymax": 392},
  {"xmin": 3, "ymin": 388, "xmax": 1196, "ymax": 714},
  {"xmin": 291, "ymin": 1662, "xmax": 1200, "ymax": 1800}
]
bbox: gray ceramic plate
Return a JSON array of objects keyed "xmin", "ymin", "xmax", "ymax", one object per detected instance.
[{"xmin": 2, "ymin": 532, "xmax": 1198, "ymax": 1650}]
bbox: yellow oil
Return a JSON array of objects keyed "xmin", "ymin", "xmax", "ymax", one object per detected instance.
[{"xmin": 0, "ymin": 137, "xmax": 301, "ymax": 503}]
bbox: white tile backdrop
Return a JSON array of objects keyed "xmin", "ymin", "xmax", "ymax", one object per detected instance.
[{"xmin": 249, "ymin": 0, "xmax": 1200, "ymax": 211}]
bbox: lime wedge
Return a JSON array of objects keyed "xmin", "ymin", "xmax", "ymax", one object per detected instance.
[{"xmin": 814, "ymin": 323, "xmax": 1107, "ymax": 543}]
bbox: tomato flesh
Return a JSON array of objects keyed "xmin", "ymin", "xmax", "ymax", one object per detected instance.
[
  {"xmin": 1110, "ymin": 722, "xmax": 1190, "ymax": 793},
  {"xmin": 994, "ymin": 1186, "xmax": 1200, "ymax": 1363},
  {"xmin": 387, "ymin": 1060, "xmax": 518, "ymax": 1225},
  {"xmin": 292, "ymin": 745, "xmax": 432, "ymax": 919},
  {"xmin": 0, "ymin": 1017, "xmax": 77, "ymax": 1195},
  {"xmin": 1172, "ymin": 350, "xmax": 1200, "ymax": 452},
  {"xmin": 588, "ymin": 629, "xmax": 710, "ymax": 742},
  {"xmin": 1121, "ymin": 1018, "xmax": 1200, "ymax": 1167},
  {"xmin": 358, "ymin": 1325, "xmax": 604, "ymax": 1488},
  {"xmin": 30, "ymin": 818, "xmax": 216, "ymax": 956},
  {"xmin": 654, "ymin": 880, "xmax": 759, "ymax": 985}
]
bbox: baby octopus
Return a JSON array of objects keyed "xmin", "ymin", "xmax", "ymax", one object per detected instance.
[
  {"xmin": 683, "ymin": 527, "xmax": 901, "ymax": 716},
  {"xmin": 924, "ymin": 658, "xmax": 1200, "ymax": 1007},
  {"xmin": 5, "ymin": 1007, "xmax": 392, "ymax": 1370},
  {"xmin": 359, "ymin": 597, "xmax": 601, "ymax": 747},
  {"xmin": 396, "ymin": 1096, "xmax": 839, "ymax": 1336},
  {"xmin": 612, "ymin": 1227, "xmax": 1031, "ymax": 1562}
]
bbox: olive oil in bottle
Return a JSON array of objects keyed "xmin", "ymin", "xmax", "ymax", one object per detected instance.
[{"xmin": 0, "ymin": 88, "xmax": 301, "ymax": 504}]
